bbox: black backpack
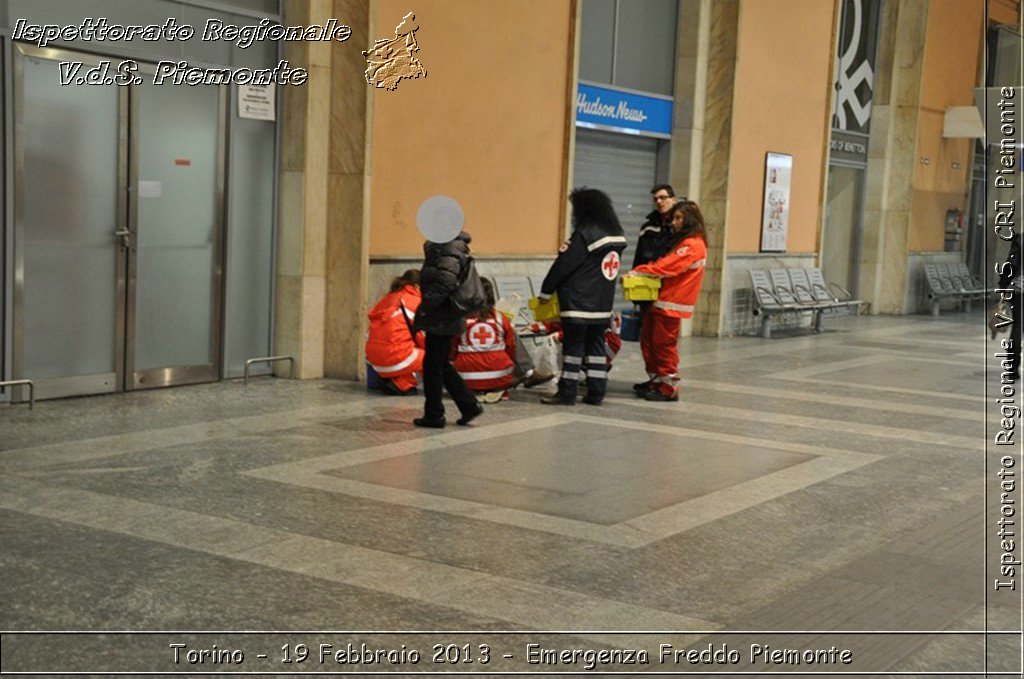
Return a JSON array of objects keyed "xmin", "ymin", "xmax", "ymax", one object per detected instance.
[{"xmin": 450, "ymin": 256, "xmax": 488, "ymax": 314}]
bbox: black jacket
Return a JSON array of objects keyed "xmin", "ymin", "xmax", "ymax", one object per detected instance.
[
  {"xmin": 632, "ymin": 209, "xmax": 674, "ymax": 269},
  {"xmin": 539, "ymin": 224, "xmax": 627, "ymax": 324},
  {"xmin": 413, "ymin": 231, "xmax": 472, "ymax": 335}
]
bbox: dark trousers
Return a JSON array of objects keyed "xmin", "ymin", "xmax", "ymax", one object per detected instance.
[
  {"xmin": 556, "ymin": 321, "xmax": 609, "ymax": 402},
  {"xmin": 423, "ymin": 332, "xmax": 478, "ymax": 420}
]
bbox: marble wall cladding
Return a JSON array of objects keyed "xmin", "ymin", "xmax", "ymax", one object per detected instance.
[
  {"xmin": 301, "ymin": 275, "xmax": 327, "ymax": 378},
  {"xmin": 276, "ymin": 171, "xmax": 305, "ymax": 278},
  {"xmin": 280, "ymin": 3, "xmax": 310, "ymax": 173},
  {"xmin": 905, "ymin": 251, "xmax": 964, "ymax": 314},
  {"xmin": 670, "ymin": 0, "xmax": 708, "ymax": 199},
  {"xmin": 689, "ymin": 0, "xmax": 738, "ymax": 337},
  {"xmin": 330, "ymin": 0, "xmax": 371, "ymax": 176},
  {"xmin": 303, "ymin": 64, "xmax": 332, "ymax": 276},
  {"xmin": 723, "ymin": 253, "xmax": 818, "ymax": 336},
  {"xmin": 878, "ymin": 211, "xmax": 912, "ymax": 314},
  {"xmin": 326, "ymin": 174, "xmax": 370, "ymax": 380},
  {"xmin": 324, "ymin": 0, "xmax": 372, "ymax": 380},
  {"xmin": 275, "ymin": 1, "xmax": 313, "ymax": 377},
  {"xmin": 857, "ymin": 0, "xmax": 929, "ymax": 316},
  {"xmin": 273, "ymin": 274, "xmax": 302, "ymax": 377}
]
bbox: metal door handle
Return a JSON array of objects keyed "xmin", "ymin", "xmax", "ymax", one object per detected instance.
[{"xmin": 114, "ymin": 229, "xmax": 131, "ymax": 250}]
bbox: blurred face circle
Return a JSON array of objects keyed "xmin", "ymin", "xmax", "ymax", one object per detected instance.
[
  {"xmin": 416, "ymin": 196, "xmax": 464, "ymax": 243},
  {"xmin": 653, "ymin": 190, "xmax": 676, "ymax": 215}
]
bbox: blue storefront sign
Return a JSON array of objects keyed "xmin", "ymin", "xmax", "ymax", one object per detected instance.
[{"xmin": 575, "ymin": 82, "xmax": 673, "ymax": 139}]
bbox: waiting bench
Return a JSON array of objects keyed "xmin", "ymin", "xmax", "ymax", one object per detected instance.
[
  {"xmin": 922, "ymin": 262, "xmax": 991, "ymax": 316},
  {"xmin": 749, "ymin": 268, "xmax": 862, "ymax": 338}
]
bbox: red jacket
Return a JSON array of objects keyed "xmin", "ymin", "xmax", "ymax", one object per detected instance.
[
  {"xmin": 452, "ymin": 311, "xmax": 517, "ymax": 391},
  {"xmin": 365, "ymin": 285, "xmax": 423, "ymax": 377},
  {"xmin": 631, "ymin": 236, "xmax": 707, "ymax": 318}
]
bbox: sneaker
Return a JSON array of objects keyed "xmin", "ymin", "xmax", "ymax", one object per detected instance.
[
  {"xmin": 642, "ymin": 390, "xmax": 678, "ymax": 402},
  {"xmin": 413, "ymin": 416, "xmax": 446, "ymax": 428},
  {"xmin": 540, "ymin": 395, "xmax": 575, "ymax": 406},
  {"xmin": 479, "ymin": 391, "xmax": 504, "ymax": 404},
  {"xmin": 457, "ymin": 403, "xmax": 484, "ymax": 426},
  {"xmin": 632, "ymin": 379, "xmax": 654, "ymax": 395}
]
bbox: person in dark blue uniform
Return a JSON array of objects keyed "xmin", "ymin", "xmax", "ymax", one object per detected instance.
[{"xmin": 537, "ymin": 188, "xmax": 627, "ymax": 406}]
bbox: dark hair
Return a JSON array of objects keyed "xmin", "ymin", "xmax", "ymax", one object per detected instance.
[
  {"xmin": 668, "ymin": 201, "xmax": 707, "ymax": 246},
  {"xmin": 479, "ymin": 277, "xmax": 496, "ymax": 317},
  {"xmin": 389, "ymin": 268, "xmax": 420, "ymax": 292},
  {"xmin": 569, "ymin": 187, "xmax": 623, "ymax": 236},
  {"xmin": 650, "ymin": 184, "xmax": 675, "ymax": 197}
]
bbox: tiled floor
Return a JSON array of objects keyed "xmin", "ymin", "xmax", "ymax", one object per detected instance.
[{"xmin": 0, "ymin": 311, "xmax": 1019, "ymax": 675}]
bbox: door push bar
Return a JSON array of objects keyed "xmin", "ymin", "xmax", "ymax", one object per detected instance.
[{"xmin": 244, "ymin": 356, "xmax": 295, "ymax": 385}]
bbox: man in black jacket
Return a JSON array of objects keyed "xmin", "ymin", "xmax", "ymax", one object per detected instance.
[
  {"xmin": 538, "ymin": 188, "xmax": 627, "ymax": 406},
  {"xmin": 633, "ymin": 184, "xmax": 678, "ymax": 269},
  {"xmin": 630, "ymin": 184, "xmax": 679, "ymax": 393},
  {"xmin": 411, "ymin": 231, "xmax": 483, "ymax": 427}
]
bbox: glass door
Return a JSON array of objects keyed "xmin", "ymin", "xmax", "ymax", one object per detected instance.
[
  {"xmin": 126, "ymin": 77, "xmax": 224, "ymax": 389},
  {"xmin": 12, "ymin": 45, "xmax": 225, "ymax": 400},
  {"xmin": 13, "ymin": 45, "xmax": 126, "ymax": 400}
]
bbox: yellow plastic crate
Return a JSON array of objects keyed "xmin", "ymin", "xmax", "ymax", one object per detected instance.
[
  {"xmin": 622, "ymin": 274, "xmax": 661, "ymax": 301},
  {"xmin": 528, "ymin": 294, "xmax": 560, "ymax": 322}
]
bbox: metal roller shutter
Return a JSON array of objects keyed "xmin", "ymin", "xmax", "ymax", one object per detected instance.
[{"xmin": 572, "ymin": 128, "xmax": 660, "ymax": 306}]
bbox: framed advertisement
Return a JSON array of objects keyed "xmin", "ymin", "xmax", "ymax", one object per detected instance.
[{"xmin": 760, "ymin": 152, "xmax": 793, "ymax": 253}]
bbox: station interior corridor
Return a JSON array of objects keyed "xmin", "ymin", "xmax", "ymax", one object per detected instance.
[{"xmin": 0, "ymin": 311, "xmax": 1015, "ymax": 673}]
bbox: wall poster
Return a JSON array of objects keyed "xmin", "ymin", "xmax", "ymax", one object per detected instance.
[{"xmin": 760, "ymin": 152, "xmax": 793, "ymax": 253}]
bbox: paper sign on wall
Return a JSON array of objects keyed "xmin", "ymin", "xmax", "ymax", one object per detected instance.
[
  {"xmin": 238, "ymin": 84, "xmax": 275, "ymax": 121},
  {"xmin": 760, "ymin": 153, "xmax": 793, "ymax": 253}
]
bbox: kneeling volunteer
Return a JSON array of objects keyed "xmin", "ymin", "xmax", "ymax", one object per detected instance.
[
  {"xmin": 365, "ymin": 269, "xmax": 423, "ymax": 395},
  {"xmin": 453, "ymin": 279, "xmax": 517, "ymax": 401}
]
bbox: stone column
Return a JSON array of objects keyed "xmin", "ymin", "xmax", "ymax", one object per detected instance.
[
  {"xmin": 276, "ymin": 0, "xmax": 372, "ymax": 380},
  {"xmin": 325, "ymin": 0, "xmax": 373, "ymax": 379},
  {"xmin": 275, "ymin": 0, "xmax": 331, "ymax": 378},
  {"xmin": 859, "ymin": 0, "xmax": 929, "ymax": 314},
  {"xmin": 669, "ymin": 0, "xmax": 710, "ymax": 201},
  {"xmin": 689, "ymin": 0, "xmax": 739, "ymax": 337}
]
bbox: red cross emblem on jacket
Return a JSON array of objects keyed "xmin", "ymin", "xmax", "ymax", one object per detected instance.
[
  {"xmin": 470, "ymin": 323, "xmax": 496, "ymax": 347},
  {"xmin": 601, "ymin": 251, "xmax": 620, "ymax": 280}
]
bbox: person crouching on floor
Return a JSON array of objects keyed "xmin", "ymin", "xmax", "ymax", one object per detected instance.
[
  {"xmin": 453, "ymin": 279, "xmax": 518, "ymax": 403},
  {"xmin": 629, "ymin": 200, "xmax": 708, "ymax": 401},
  {"xmin": 537, "ymin": 187, "xmax": 627, "ymax": 406},
  {"xmin": 365, "ymin": 269, "xmax": 423, "ymax": 395}
]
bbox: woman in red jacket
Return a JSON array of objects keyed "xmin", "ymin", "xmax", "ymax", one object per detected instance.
[
  {"xmin": 629, "ymin": 201, "xmax": 707, "ymax": 401},
  {"xmin": 365, "ymin": 269, "xmax": 424, "ymax": 395},
  {"xmin": 453, "ymin": 279, "xmax": 517, "ymax": 400}
]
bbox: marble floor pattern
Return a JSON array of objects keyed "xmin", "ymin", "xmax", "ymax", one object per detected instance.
[{"xmin": 0, "ymin": 312, "xmax": 1020, "ymax": 676}]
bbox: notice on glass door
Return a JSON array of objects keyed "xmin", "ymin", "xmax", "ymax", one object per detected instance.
[{"xmin": 238, "ymin": 84, "xmax": 275, "ymax": 121}]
